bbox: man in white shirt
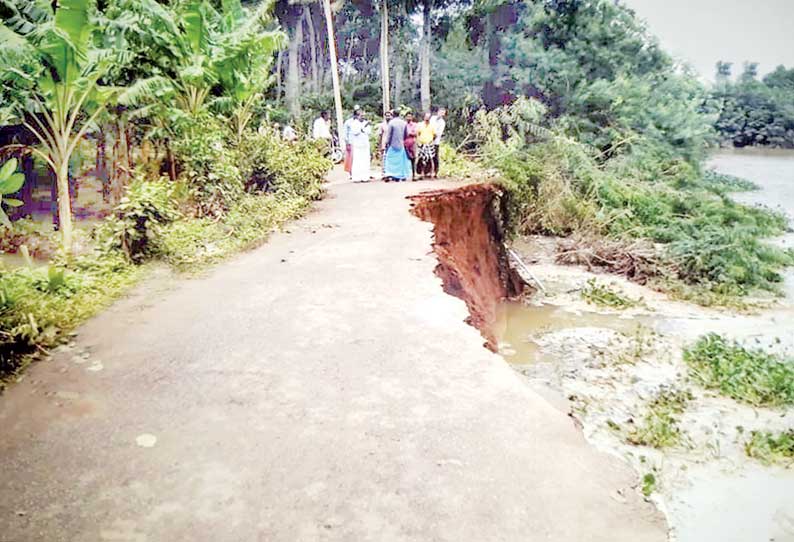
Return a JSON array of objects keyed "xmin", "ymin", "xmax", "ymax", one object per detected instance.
[
  {"xmin": 342, "ymin": 105, "xmax": 361, "ymax": 177},
  {"xmin": 312, "ymin": 111, "xmax": 332, "ymax": 141},
  {"xmin": 430, "ymin": 107, "xmax": 446, "ymax": 178}
]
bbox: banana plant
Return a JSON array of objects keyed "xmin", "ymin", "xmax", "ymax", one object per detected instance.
[
  {"xmin": 0, "ymin": 158, "xmax": 26, "ymax": 228},
  {"xmin": 214, "ymin": 0, "xmax": 286, "ymax": 140},
  {"xmin": 117, "ymin": 0, "xmax": 285, "ymax": 133},
  {"xmin": 0, "ymin": 0, "xmax": 121, "ymax": 253}
]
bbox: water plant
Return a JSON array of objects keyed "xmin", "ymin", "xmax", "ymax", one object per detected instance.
[
  {"xmin": 744, "ymin": 430, "xmax": 794, "ymax": 466},
  {"xmin": 581, "ymin": 279, "xmax": 641, "ymax": 309},
  {"xmin": 627, "ymin": 388, "xmax": 693, "ymax": 449},
  {"xmin": 684, "ymin": 334, "xmax": 794, "ymax": 407}
]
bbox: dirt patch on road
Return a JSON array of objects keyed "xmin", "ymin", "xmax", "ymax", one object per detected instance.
[{"xmin": 409, "ymin": 183, "xmax": 528, "ymax": 349}]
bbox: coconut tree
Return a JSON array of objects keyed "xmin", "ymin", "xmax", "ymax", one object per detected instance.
[{"xmin": 0, "ymin": 0, "xmax": 122, "ymax": 252}]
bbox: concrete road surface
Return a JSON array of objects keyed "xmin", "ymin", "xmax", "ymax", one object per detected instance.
[{"xmin": 0, "ymin": 169, "xmax": 666, "ymax": 541}]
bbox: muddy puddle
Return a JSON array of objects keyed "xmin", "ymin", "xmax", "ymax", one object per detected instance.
[{"xmin": 493, "ymin": 149, "xmax": 794, "ymax": 542}]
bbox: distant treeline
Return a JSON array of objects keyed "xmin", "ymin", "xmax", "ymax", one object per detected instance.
[{"xmin": 710, "ymin": 63, "xmax": 794, "ymax": 149}]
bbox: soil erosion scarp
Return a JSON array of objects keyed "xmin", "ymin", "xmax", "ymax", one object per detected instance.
[{"xmin": 409, "ymin": 183, "xmax": 528, "ymax": 349}]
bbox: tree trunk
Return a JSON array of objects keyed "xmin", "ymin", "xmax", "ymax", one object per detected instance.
[
  {"xmin": 393, "ymin": 45, "xmax": 403, "ymax": 108},
  {"xmin": 275, "ymin": 49, "xmax": 284, "ymax": 102},
  {"xmin": 322, "ymin": 0, "xmax": 345, "ymax": 140},
  {"xmin": 56, "ymin": 159, "xmax": 72, "ymax": 251},
  {"xmin": 420, "ymin": 0, "xmax": 432, "ymax": 112},
  {"xmin": 380, "ymin": 0, "xmax": 390, "ymax": 114},
  {"xmin": 304, "ymin": 4, "xmax": 320, "ymax": 93},
  {"xmin": 286, "ymin": 18, "xmax": 303, "ymax": 119}
]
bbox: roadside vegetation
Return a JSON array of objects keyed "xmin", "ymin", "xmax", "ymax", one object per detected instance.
[{"xmin": 0, "ymin": 0, "xmax": 329, "ymax": 384}]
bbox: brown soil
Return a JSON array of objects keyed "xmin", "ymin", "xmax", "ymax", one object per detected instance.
[{"xmin": 409, "ymin": 183, "xmax": 528, "ymax": 349}]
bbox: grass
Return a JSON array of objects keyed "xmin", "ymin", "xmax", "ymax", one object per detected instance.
[
  {"xmin": 0, "ymin": 254, "xmax": 142, "ymax": 386},
  {"xmin": 581, "ymin": 278, "xmax": 641, "ymax": 309},
  {"xmin": 744, "ymin": 430, "xmax": 794, "ymax": 466},
  {"xmin": 156, "ymin": 193, "xmax": 311, "ymax": 272},
  {"xmin": 626, "ymin": 388, "xmax": 693, "ymax": 449},
  {"xmin": 683, "ymin": 333, "xmax": 794, "ymax": 407}
]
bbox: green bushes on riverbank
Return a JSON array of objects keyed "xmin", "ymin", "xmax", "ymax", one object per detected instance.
[{"xmin": 476, "ymin": 99, "xmax": 793, "ymax": 302}]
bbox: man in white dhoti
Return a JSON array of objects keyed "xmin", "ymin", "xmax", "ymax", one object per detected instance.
[{"xmin": 348, "ymin": 111, "xmax": 372, "ymax": 182}]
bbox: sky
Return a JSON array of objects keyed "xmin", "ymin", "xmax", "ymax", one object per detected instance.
[{"xmin": 620, "ymin": 0, "xmax": 794, "ymax": 80}]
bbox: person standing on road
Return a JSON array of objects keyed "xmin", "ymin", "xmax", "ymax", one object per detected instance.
[
  {"xmin": 415, "ymin": 112, "xmax": 437, "ymax": 179},
  {"xmin": 381, "ymin": 109, "xmax": 411, "ymax": 182},
  {"xmin": 349, "ymin": 112, "xmax": 372, "ymax": 182},
  {"xmin": 430, "ymin": 107, "xmax": 447, "ymax": 179},
  {"xmin": 342, "ymin": 106, "xmax": 361, "ymax": 177},
  {"xmin": 404, "ymin": 112, "xmax": 418, "ymax": 180}
]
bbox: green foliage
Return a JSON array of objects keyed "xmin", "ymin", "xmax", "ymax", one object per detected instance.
[
  {"xmin": 96, "ymin": 176, "xmax": 181, "ymax": 262},
  {"xmin": 710, "ymin": 64, "xmax": 794, "ymax": 148},
  {"xmin": 155, "ymin": 193, "xmax": 309, "ymax": 271},
  {"xmin": 237, "ymin": 129, "xmax": 330, "ymax": 201},
  {"xmin": 641, "ymin": 473, "xmax": 657, "ymax": 497},
  {"xmin": 0, "ymin": 158, "xmax": 26, "ymax": 227},
  {"xmin": 744, "ymin": 430, "xmax": 794, "ymax": 466},
  {"xmin": 581, "ymin": 279, "xmax": 640, "ymax": 309},
  {"xmin": 700, "ymin": 170, "xmax": 759, "ymax": 193},
  {"xmin": 684, "ymin": 334, "xmax": 794, "ymax": 407},
  {"xmin": 627, "ymin": 388, "xmax": 693, "ymax": 449},
  {"xmin": 0, "ymin": 253, "xmax": 140, "ymax": 381},
  {"xmin": 480, "ymin": 98, "xmax": 792, "ymax": 299},
  {"xmin": 173, "ymin": 114, "xmax": 245, "ymax": 216}
]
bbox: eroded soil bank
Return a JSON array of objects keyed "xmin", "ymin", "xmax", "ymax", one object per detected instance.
[{"xmin": 409, "ymin": 183, "xmax": 527, "ymax": 349}]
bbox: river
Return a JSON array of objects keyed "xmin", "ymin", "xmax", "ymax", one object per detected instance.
[
  {"xmin": 497, "ymin": 148, "xmax": 794, "ymax": 542},
  {"xmin": 710, "ymin": 148, "xmax": 794, "ymax": 300}
]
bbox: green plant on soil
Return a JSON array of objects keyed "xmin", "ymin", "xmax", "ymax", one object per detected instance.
[
  {"xmin": 0, "ymin": 254, "xmax": 140, "ymax": 383},
  {"xmin": 641, "ymin": 473, "xmax": 657, "ymax": 497},
  {"xmin": 627, "ymin": 388, "xmax": 693, "ymax": 449},
  {"xmin": 744, "ymin": 430, "xmax": 794, "ymax": 466},
  {"xmin": 684, "ymin": 333, "xmax": 794, "ymax": 407},
  {"xmin": 155, "ymin": 194, "xmax": 311, "ymax": 272},
  {"xmin": 0, "ymin": 158, "xmax": 26, "ymax": 227},
  {"xmin": 581, "ymin": 279, "xmax": 641, "ymax": 309}
]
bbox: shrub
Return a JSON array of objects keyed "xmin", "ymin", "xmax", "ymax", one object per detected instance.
[
  {"xmin": 173, "ymin": 114, "xmax": 244, "ymax": 217},
  {"xmin": 684, "ymin": 334, "xmax": 794, "ymax": 407},
  {"xmin": 238, "ymin": 129, "xmax": 329, "ymax": 200},
  {"xmin": 95, "ymin": 177, "xmax": 180, "ymax": 262}
]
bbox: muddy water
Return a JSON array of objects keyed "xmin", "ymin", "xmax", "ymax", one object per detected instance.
[{"xmin": 497, "ymin": 149, "xmax": 794, "ymax": 542}]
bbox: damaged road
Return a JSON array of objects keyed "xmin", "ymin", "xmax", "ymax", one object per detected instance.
[{"xmin": 0, "ymin": 169, "xmax": 666, "ymax": 541}]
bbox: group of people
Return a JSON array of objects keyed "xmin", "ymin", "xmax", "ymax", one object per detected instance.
[{"xmin": 311, "ymin": 106, "xmax": 447, "ymax": 183}]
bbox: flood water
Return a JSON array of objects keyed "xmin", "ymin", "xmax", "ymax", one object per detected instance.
[{"xmin": 497, "ymin": 148, "xmax": 794, "ymax": 542}]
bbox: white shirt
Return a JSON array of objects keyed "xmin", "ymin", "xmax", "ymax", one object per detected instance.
[
  {"xmin": 430, "ymin": 115, "xmax": 446, "ymax": 145},
  {"xmin": 312, "ymin": 117, "xmax": 331, "ymax": 140},
  {"xmin": 282, "ymin": 125, "xmax": 297, "ymax": 141}
]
